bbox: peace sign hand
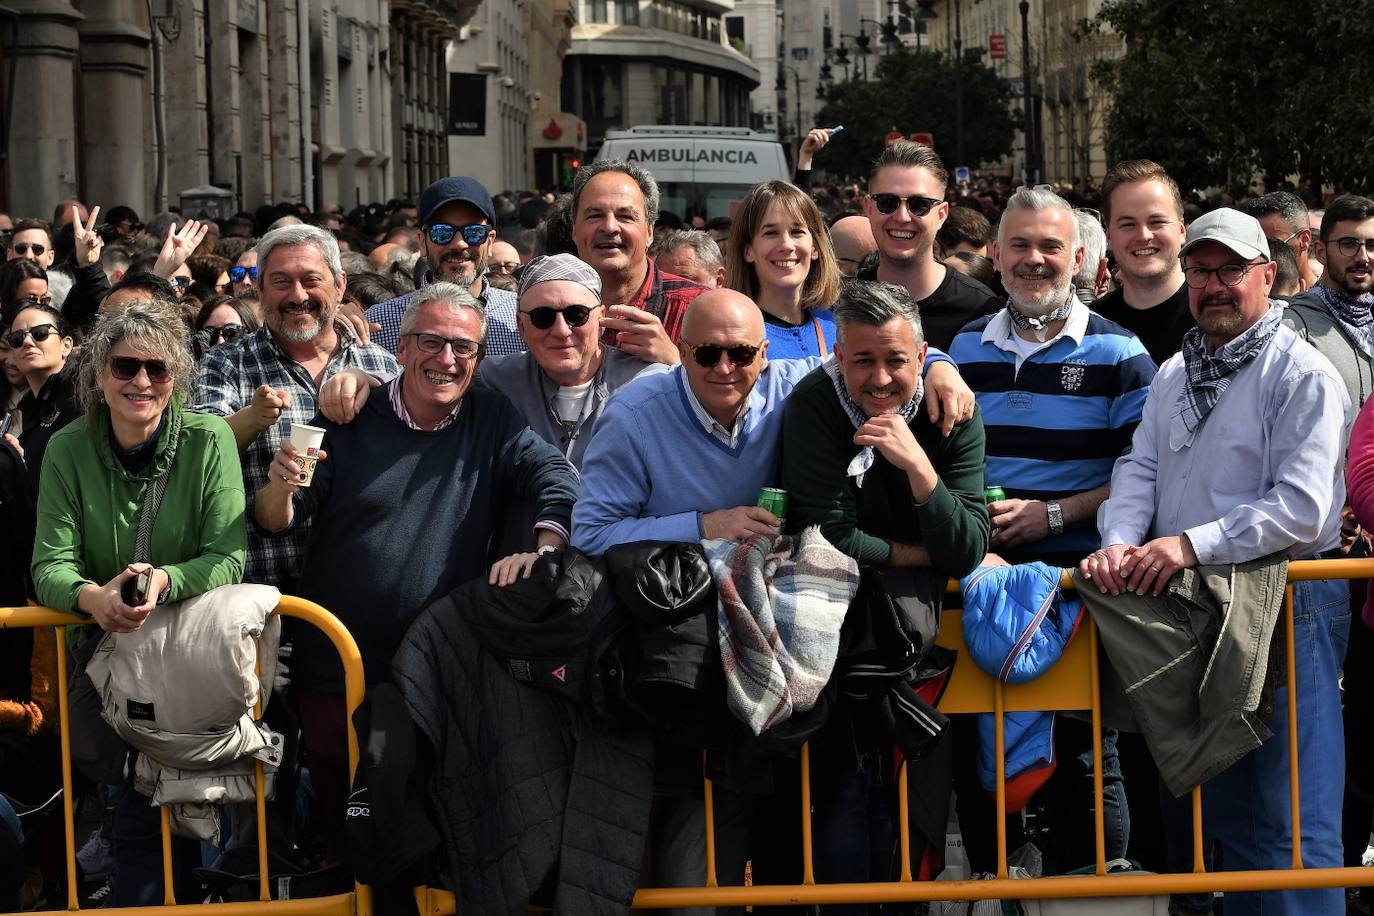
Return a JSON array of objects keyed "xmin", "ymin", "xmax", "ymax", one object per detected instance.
[{"xmin": 73, "ymin": 204, "xmax": 103, "ymax": 268}]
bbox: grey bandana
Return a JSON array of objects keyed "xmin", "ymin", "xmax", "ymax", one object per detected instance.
[
  {"xmin": 1310, "ymin": 284, "xmax": 1374, "ymax": 359},
  {"xmin": 1006, "ymin": 292, "xmax": 1075, "ymax": 342},
  {"xmin": 1171, "ymin": 302, "xmax": 1284, "ymax": 451},
  {"xmin": 517, "ymin": 253, "xmax": 603, "ymax": 300},
  {"xmin": 822, "ymin": 355, "xmax": 923, "ymax": 488}
]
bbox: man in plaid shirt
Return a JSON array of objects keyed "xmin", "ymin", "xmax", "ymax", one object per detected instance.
[
  {"xmin": 571, "ymin": 159, "xmax": 703, "ymax": 365},
  {"xmin": 365, "ymin": 176, "xmax": 523, "ymax": 358},
  {"xmin": 192, "ymin": 224, "xmax": 398, "ymax": 589}
]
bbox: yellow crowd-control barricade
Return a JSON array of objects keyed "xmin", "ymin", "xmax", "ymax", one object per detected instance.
[{"xmin": 7, "ymin": 558, "xmax": 1374, "ymax": 913}]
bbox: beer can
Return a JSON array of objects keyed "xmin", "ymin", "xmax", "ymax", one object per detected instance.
[
  {"xmin": 758, "ymin": 487, "xmax": 788, "ymax": 526},
  {"xmin": 985, "ymin": 486, "xmax": 1006, "ymax": 504}
]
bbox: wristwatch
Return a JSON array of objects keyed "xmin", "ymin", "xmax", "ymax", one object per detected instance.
[
  {"xmin": 1046, "ymin": 500, "xmax": 1065, "ymax": 536},
  {"xmin": 536, "ymin": 544, "xmax": 559, "ymax": 557},
  {"xmin": 154, "ymin": 569, "xmax": 172, "ymax": 605}
]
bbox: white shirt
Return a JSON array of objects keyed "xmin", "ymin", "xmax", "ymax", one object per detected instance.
[
  {"xmin": 1098, "ymin": 324, "xmax": 1350, "ymax": 564},
  {"xmin": 981, "ymin": 300, "xmax": 1090, "ymax": 373},
  {"xmin": 681, "ymin": 375, "xmax": 750, "ymax": 449}
]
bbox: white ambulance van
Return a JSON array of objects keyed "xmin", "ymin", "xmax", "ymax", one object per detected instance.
[{"xmin": 596, "ymin": 125, "xmax": 788, "ymax": 221}]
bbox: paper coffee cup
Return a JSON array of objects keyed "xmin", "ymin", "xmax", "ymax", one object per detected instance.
[{"xmin": 289, "ymin": 422, "xmax": 326, "ymax": 487}]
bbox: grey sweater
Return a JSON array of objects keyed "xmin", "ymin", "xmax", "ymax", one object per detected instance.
[{"xmin": 1283, "ymin": 292, "xmax": 1374, "ymax": 423}]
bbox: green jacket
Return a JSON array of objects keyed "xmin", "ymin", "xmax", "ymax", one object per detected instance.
[
  {"xmin": 780, "ymin": 366, "xmax": 990, "ymax": 576},
  {"xmin": 32, "ymin": 395, "xmax": 246, "ymax": 615}
]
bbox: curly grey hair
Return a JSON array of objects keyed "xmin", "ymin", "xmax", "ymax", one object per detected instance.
[
  {"xmin": 76, "ymin": 298, "xmax": 197, "ymax": 414},
  {"xmin": 256, "ymin": 224, "xmax": 343, "ymax": 284}
]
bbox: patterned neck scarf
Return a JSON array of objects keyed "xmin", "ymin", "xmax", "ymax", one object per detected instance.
[
  {"xmin": 822, "ymin": 356, "xmax": 923, "ymax": 487},
  {"xmin": 1006, "ymin": 292, "xmax": 1075, "ymax": 342},
  {"xmin": 1310, "ymin": 283, "xmax": 1374, "ymax": 358},
  {"xmin": 1171, "ymin": 303, "xmax": 1284, "ymax": 451}
]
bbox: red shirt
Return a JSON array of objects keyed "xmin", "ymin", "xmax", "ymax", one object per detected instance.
[{"xmin": 602, "ymin": 259, "xmax": 706, "ymax": 347}]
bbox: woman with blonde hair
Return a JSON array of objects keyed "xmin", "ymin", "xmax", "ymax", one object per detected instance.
[{"xmin": 725, "ymin": 180, "xmax": 842, "ymax": 358}]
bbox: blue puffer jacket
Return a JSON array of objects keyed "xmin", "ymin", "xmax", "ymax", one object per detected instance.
[{"xmin": 959, "ymin": 561, "xmax": 1084, "ymax": 808}]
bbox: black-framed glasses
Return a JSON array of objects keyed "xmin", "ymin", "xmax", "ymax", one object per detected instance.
[
  {"xmin": 427, "ymin": 223, "xmax": 491, "ymax": 246},
  {"xmin": 1330, "ymin": 237, "xmax": 1374, "ymax": 258},
  {"xmin": 109, "ymin": 356, "xmax": 172, "ymax": 383},
  {"xmin": 5, "ymin": 324, "xmax": 58, "ymax": 348},
  {"xmin": 490, "ymin": 260, "xmax": 521, "ymax": 275},
  {"xmin": 682, "ymin": 341, "xmax": 764, "ymax": 369},
  {"xmin": 520, "ymin": 304, "xmax": 598, "ymax": 330},
  {"xmin": 869, "ymin": 193, "xmax": 943, "ymax": 217},
  {"xmin": 404, "ymin": 332, "xmax": 482, "ymax": 359},
  {"xmin": 11, "ymin": 242, "xmax": 46, "ymax": 256},
  {"xmin": 1181, "ymin": 260, "xmax": 1265, "ymax": 289},
  {"xmin": 229, "ymin": 265, "xmax": 258, "ymax": 283}
]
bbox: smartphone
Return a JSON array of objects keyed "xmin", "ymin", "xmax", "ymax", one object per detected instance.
[{"xmin": 121, "ymin": 570, "xmax": 151, "ymax": 606}]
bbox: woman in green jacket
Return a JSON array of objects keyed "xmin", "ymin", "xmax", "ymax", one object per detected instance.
[{"xmin": 31, "ymin": 298, "xmax": 246, "ymax": 906}]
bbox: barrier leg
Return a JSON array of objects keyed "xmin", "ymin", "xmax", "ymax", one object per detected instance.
[
  {"xmin": 703, "ymin": 768, "xmax": 717, "ymax": 888},
  {"xmin": 1089, "ymin": 618, "xmax": 1106, "ymax": 876},
  {"xmin": 898, "ymin": 761, "xmax": 912, "ymax": 882},
  {"xmin": 1191, "ymin": 787, "xmax": 1205, "ymax": 873},
  {"xmin": 1285, "ymin": 584, "xmax": 1303, "ymax": 870},
  {"xmin": 994, "ymin": 681, "xmax": 1007, "ymax": 879},
  {"xmin": 55, "ymin": 626, "xmax": 79, "ymax": 910},
  {"xmin": 801, "ymin": 742, "xmax": 815, "ymax": 885},
  {"xmin": 160, "ymin": 805, "xmax": 176, "ymax": 905},
  {"xmin": 254, "ymin": 641, "xmax": 271, "ymax": 901}
]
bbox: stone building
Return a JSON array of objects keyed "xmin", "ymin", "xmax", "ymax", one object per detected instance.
[
  {"xmin": 0, "ymin": 0, "xmax": 472, "ymax": 221},
  {"xmin": 561, "ymin": 0, "xmax": 760, "ymax": 153}
]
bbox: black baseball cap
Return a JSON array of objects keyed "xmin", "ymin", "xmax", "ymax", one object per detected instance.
[{"xmin": 417, "ymin": 176, "xmax": 496, "ymax": 227}]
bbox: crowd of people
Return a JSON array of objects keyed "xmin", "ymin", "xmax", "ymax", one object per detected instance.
[{"xmin": 0, "ymin": 131, "xmax": 1372, "ymax": 916}]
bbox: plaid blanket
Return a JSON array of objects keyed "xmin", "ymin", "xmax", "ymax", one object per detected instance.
[
  {"xmin": 703, "ymin": 527, "xmax": 859, "ymax": 735},
  {"xmin": 1171, "ymin": 303, "xmax": 1283, "ymax": 451}
]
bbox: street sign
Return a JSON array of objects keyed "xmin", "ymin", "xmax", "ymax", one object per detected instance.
[
  {"xmin": 910, "ymin": 131, "xmax": 934, "ymax": 147},
  {"xmin": 955, "ymin": 166, "xmax": 971, "ymax": 184},
  {"xmin": 989, "ymin": 34, "xmax": 1007, "ymax": 60}
]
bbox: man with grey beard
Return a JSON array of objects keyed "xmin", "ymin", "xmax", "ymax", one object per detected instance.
[{"xmin": 947, "ymin": 186, "xmax": 1154, "ymax": 874}]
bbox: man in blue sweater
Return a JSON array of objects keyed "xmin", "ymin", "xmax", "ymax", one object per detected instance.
[{"xmin": 253, "ymin": 281, "xmax": 579, "ymax": 859}]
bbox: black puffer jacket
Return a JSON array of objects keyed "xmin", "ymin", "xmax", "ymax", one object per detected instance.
[{"xmin": 392, "ymin": 549, "xmax": 654, "ymax": 916}]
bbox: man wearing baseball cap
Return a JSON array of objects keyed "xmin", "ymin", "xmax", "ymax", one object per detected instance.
[
  {"xmin": 365, "ymin": 176, "xmax": 524, "ymax": 357},
  {"xmin": 1083, "ymin": 207, "xmax": 1351, "ymax": 914}
]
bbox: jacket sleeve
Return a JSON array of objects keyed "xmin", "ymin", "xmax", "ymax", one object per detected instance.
[
  {"xmin": 1348, "ymin": 394, "xmax": 1374, "ymax": 533},
  {"xmin": 30, "ymin": 430, "xmax": 93, "ymax": 614},
  {"xmin": 497, "ymin": 408, "xmax": 580, "ymax": 537},
  {"xmin": 161, "ymin": 419, "xmax": 247, "ymax": 601},
  {"xmin": 60, "ymin": 261, "xmax": 110, "ymax": 337},
  {"xmin": 571, "ymin": 400, "xmax": 702, "ymax": 556},
  {"xmin": 781, "ymin": 383, "xmax": 894, "ymax": 566},
  {"xmin": 919, "ymin": 410, "xmax": 990, "ymax": 578}
]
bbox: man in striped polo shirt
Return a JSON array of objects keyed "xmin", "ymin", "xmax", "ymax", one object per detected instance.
[{"xmin": 947, "ymin": 186, "xmax": 1156, "ymax": 876}]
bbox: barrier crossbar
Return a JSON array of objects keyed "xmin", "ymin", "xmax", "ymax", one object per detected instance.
[{"xmin": 5, "ymin": 558, "xmax": 1374, "ymax": 913}]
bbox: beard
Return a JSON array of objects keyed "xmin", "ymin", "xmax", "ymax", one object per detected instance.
[
  {"xmin": 273, "ymin": 301, "xmax": 328, "ymax": 343},
  {"xmin": 1007, "ymin": 266, "xmax": 1074, "ymax": 318}
]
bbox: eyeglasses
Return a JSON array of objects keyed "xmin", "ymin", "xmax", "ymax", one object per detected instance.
[
  {"xmin": 4, "ymin": 324, "xmax": 58, "ymax": 348},
  {"xmin": 170, "ymin": 276, "xmax": 193, "ymax": 289},
  {"xmin": 11, "ymin": 293, "xmax": 52, "ymax": 307},
  {"xmin": 11, "ymin": 242, "xmax": 46, "ymax": 257},
  {"xmin": 682, "ymin": 341, "xmax": 764, "ymax": 369},
  {"xmin": 1181, "ymin": 260, "xmax": 1265, "ymax": 289},
  {"xmin": 203, "ymin": 324, "xmax": 244, "ymax": 344},
  {"xmin": 109, "ymin": 356, "xmax": 172, "ymax": 384},
  {"xmin": 404, "ymin": 332, "xmax": 482, "ymax": 359},
  {"xmin": 520, "ymin": 304, "xmax": 598, "ymax": 330},
  {"xmin": 869, "ymin": 193, "xmax": 943, "ymax": 217},
  {"xmin": 1329, "ymin": 237, "xmax": 1374, "ymax": 258},
  {"xmin": 490, "ymin": 261, "xmax": 521, "ymax": 275},
  {"xmin": 427, "ymin": 223, "xmax": 491, "ymax": 246},
  {"xmin": 229, "ymin": 266, "xmax": 258, "ymax": 284}
]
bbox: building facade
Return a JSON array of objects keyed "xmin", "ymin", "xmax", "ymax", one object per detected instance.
[
  {"xmin": 561, "ymin": 0, "xmax": 760, "ymax": 153},
  {"xmin": 0, "ymin": 0, "xmax": 470, "ymax": 221},
  {"xmin": 1037, "ymin": 0, "xmax": 1119, "ymax": 184}
]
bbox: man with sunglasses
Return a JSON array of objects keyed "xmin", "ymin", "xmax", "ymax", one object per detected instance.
[
  {"xmin": 7, "ymin": 220, "xmax": 54, "ymax": 270},
  {"xmin": 855, "ymin": 141, "xmax": 1000, "ymax": 351},
  {"xmin": 1083, "ymin": 208, "xmax": 1350, "ymax": 915},
  {"xmin": 365, "ymin": 176, "xmax": 523, "ymax": 358},
  {"xmin": 254, "ymin": 280, "xmax": 577, "ymax": 858}
]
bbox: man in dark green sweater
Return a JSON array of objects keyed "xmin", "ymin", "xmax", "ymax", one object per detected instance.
[{"xmin": 780, "ymin": 279, "xmax": 989, "ymax": 903}]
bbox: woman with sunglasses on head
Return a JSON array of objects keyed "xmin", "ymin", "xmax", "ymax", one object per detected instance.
[
  {"xmin": 192, "ymin": 294, "xmax": 260, "ymax": 361},
  {"xmin": 5, "ymin": 301, "xmax": 79, "ymax": 489},
  {"xmin": 725, "ymin": 180, "xmax": 842, "ymax": 359},
  {"xmin": 31, "ymin": 299, "xmax": 244, "ymax": 907},
  {"xmin": 0, "ymin": 257, "xmax": 49, "ymax": 314}
]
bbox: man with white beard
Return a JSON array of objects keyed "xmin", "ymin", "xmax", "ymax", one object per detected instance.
[{"xmin": 946, "ymin": 186, "xmax": 1156, "ymax": 872}]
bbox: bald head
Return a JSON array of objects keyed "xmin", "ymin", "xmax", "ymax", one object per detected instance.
[
  {"xmin": 681, "ymin": 287, "xmax": 765, "ymax": 343},
  {"xmin": 369, "ymin": 242, "xmax": 400, "ymax": 269},
  {"xmin": 830, "ymin": 216, "xmax": 877, "ymax": 277}
]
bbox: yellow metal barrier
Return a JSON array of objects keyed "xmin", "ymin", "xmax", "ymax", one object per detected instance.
[{"xmin": 5, "ymin": 558, "xmax": 1374, "ymax": 912}]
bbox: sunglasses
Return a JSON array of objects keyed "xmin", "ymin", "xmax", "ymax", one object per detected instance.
[
  {"xmin": 12, "ymin": 293, "xmax": 53, "ymax": 307},
  {"xmin": 11, "ymin": 242, "xmax": 46, "ymax": 256},
  {"xmin": 229, "ymin": 265, "xmax": 258, "ymax": 283},
  {"xmin": 170, "ymin": 276, "xmax": 193, "ymax": 289},
  {"xmin": 109, "ymin": 356, "xmax": 172, "ymax": 383},
  {"xmin": 427, "ymin": 223, "xmax": 491, "ymax": 246},
  {"xmin": 404, "ymin": 332, "xmax": 482, "ymax": 359},
  {"xmin": 520, "ymin": 304, "xmax": 598, "ymax": 330},
  {"xmin": 204, "ymin": 324, "xmax": 244, "ymax": 344},
  {"xmin": 869, "ymin": 193, "xmax": 944, "ymax": 217},
  {"xmin": 5, "ymin": 323, "xmax": 59, "ymax": 348},
  {"xmin": 682, "ymin": 341, "xmax": 763, "ymax": 369}
]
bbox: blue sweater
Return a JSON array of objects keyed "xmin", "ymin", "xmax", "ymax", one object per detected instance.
[{"xmin": 572, "ymin": 360, "xmax": 816, "ymax": 556}]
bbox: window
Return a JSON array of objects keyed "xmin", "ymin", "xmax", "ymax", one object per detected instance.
[
  {"xmin": 725, "ymin": 15, "xmax": 744, "ymax": 43},
  {"xmin": 588, "ymin": 0, "xmax": 608, "ymax": 23},
  {"xmin": 617, "ymin": 0, "xmax": 638, "ymax": 25}
]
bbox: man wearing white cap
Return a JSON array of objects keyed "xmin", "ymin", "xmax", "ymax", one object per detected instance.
[{"xmin": 1082, "ymin": 207, "xmax": 1350, "ymax": 915}]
